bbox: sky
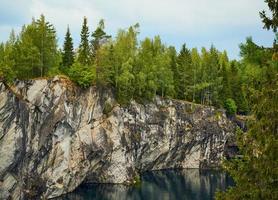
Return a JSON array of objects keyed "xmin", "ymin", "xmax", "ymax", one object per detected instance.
[{"xmin": 0, "ymin": 0, "xmax": 275, "ymax": 59}]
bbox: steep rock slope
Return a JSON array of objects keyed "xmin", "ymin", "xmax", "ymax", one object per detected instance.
[{"xmin": 0, "ymin": 77, "xmax": 235, "ymax": 199}]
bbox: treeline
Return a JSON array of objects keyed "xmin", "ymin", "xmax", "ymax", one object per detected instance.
[{"xmin": 0, "ymin": 15, "xmax": 276, "ymax": 114}]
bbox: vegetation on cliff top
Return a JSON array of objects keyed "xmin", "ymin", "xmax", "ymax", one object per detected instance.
[{"xmin": 0, "ymin": 2, "xmax": 277, "ymax": 113}]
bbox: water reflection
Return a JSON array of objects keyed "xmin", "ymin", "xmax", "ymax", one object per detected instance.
[{"xmin": 59, "ymin": 169, "xmax": 233, "ymax": 200}]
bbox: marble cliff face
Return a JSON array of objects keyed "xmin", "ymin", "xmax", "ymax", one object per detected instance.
[{"xmin": 0, "ymin": 77, "xmax": 235, "ymax": 199}]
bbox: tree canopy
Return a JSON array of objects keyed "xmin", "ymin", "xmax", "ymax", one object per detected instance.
[{"xmin": 0, "ymin": 14, "xmax": 276, "ymax": 115}]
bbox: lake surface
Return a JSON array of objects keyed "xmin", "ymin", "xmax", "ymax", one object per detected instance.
[{"xmin": 59, "ymin": 169, "xmax": 233, "ymax": 200}]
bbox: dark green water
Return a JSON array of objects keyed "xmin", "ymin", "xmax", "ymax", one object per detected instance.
[{"xmin": 59, "ymin": 169, "xmax": 233, "ymax": 200}]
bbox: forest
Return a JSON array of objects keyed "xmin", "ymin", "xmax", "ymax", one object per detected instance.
[{"xmin": 0, "ymin": 13, "xmax": 276, "ymax": 115}]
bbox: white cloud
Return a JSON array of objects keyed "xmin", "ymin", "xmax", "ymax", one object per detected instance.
[
  {"xmin": 0, "ymin": 0, "xmax": 273, "ymax": 58},
  {"xmin": 92, "ymin": 0, "xmax": 267, "ymax": 34},
  {"xmin": 29, "ymin": 0, "xmax": 104, "ymax": 43},
  {"xmin": 27, "ymin": 0, "xmax": 268, "ymax": 35}
]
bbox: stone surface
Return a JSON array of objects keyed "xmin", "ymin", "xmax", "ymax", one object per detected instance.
[{"xmin": 0, "ymin": 76, "xmax": 235, "ymax": 199}]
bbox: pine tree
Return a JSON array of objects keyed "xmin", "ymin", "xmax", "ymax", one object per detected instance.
[
  {"xmin": 216, "ymin": 64, "xmax": 278, "ymax": 199},
  {"xmin": 191, "ymin": 48, "xmax": 201, "ymax": 102},
  {"xmin": 176, "ymin": 44, "xmax": 191, "ymax": 100},
  {"xmin": 91, "ymin": 19, "xmax": 111, "ymax": 83},
  {"xmin": 217, "ymin": 1, "xmax": 278, "ymax": 198},
  {"xmin": 35, "ymin": 14, "xmax": 59, "ymax": 77},
  {"xmin": 230, "ymin": 61, "xmax": 249, "ymax": 114},
  {"xmin": 0, "ymin": 32, "xmax": 17, "ymax": 82},
  {"xmin": 208, "ymin": 45, "xmax": 222, "ymax": 106},
  {"xmin": 168, "ymin": 46, "xmax": 178, "ymax": 98},
  {"xmin": 91, "ymin": 19, "xmax": 111, "ymax": 62},
  {"xmin": 219, "ymin": 51, "xmax": 232, "ymax": 106},
  {"xmin": 61, "ymin": 26, "xmax": 74, "ymax": 72},
  {"xmin": 260, "ymin": 0, "xmax": 278, "ymax": 32},
  {"xmin": 77, "ymin": 17, "xmax": 90, "ymax": 65},
  {"xmin": 15, "ymin": 26, "xmax": 40, "ymax": 79},
  {"xmin": 239, "ymin": 37, "xmax": 272, "ymax": 66}
]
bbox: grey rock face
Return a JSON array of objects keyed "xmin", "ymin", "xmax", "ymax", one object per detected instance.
[{"xmin": 0, "ymin": 77, "xmax": 235, "ymax": 199}]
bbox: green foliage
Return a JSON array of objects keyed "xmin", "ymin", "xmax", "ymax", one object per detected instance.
[
  {"xmin": 176, "ymin": 44, "xmax": 191, "ymax": 99},
  {"xmin": 15, "ymin": 28, "xmax": 41, "ymax": 79},
  {"xmin": 190, "ymin": 47, "xmax": 201, "ymax": 102},
  {"xmin": 0, "ymin": 8, "xmax": 276, "ymax": 200},
  {"xmin": 133, "ymin": 175, "xmax": 141, "ymax": 187},
  {"xmin": 0, "ymin": 37, "xmax": 16, "ymax": 82},
  {"xmin": 260, "ymin": 0, "xmax": 278, "ymax": 32},
  {"xmin": 229, "ymin": 61, "xmax": 249, "ymax": 114},
  {"xmin": 134, "ymin": 36, "xmax": 175, "ymax": 101},
  {"xmin": 0, "ymin": 14, "xmax": 275, "ymax": 116},
  {"xmin": 216, "ymin": 66, "xmax": 278, "ymax": 199},
  {"xmin": 97, "ymin": 24, "xmax": 139, "ymax": 103},
  {"xmin": 224, "ymin": 98, "xmax": 237, "ymax": 116},
  {"xmin": 95, "ymin": 44, "xmax": 115, "ymax": 86},
  {"xmin": 77, "ymin": 17, "xmax": 91, "ymax": 65},
  {"xmin": 61, "ymin": 27, "xmax": 74, "ymax": 72},
  {"xmin": 67, "ymin": 63, "xmax": 95, "ymax": 88},
  {"xmin": 217, "ymin": 2, "xmax": 278, "ymax": 197},
  {"xmin": 219, "ymin": 51, "xmax": 232, "ymax": 104},
  {"xmin": 239, "ymin": 37, "xmax": 272, "ymax": 66},
  {"xmin": 103, "ymin": 101, "xmax": 113, "ymax": 115},
  {"xmin": 116, "ymin": 58, "xmax": 135, "ymax": 104},
  {"xmin": 91, "ymin": 19, "xmax": 111, "ymax": 62},
  {"xmin": 34, "ymin": 15, "xmax": 60, "ymax": 77},
  {"xmin": 91, "ymin": 20, "xmax": 111, "ymax": 84},
  {"xmin": 2, "ymin": 15, "xmax": 60, "ymax": 79}
]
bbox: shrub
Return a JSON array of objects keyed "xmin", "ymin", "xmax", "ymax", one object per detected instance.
[
  {"xmin": 133, "ymin": 174, "xmax": 141, "ymax": 187},
  {"xmin": 103, "ymin": 101, "xmax": 113, "ymax": 115},
  {"xmin": 0, "ymin": 64, "xmax": 15, "ymax": 83},
  {"xmin": 67, "ymin": 62, "xmax": 95, "ymax": 88},
  {"xmin": 224, "ymin": 98, "xmax": 237, "ymax": 116}
]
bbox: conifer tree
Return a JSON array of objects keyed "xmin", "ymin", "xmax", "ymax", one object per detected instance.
[
  {"xmin": 61, "ymin": 26, "xmax": 74, "ymax": 72},
  {"xmin": 91, "ymin": 19, "xmax": 111, "ymax": 83},
  {"xmin": 15, "ymin": 27, "xmax": 40, "ymax": 79},
  {"xmin": 0, "ymin": 32, "xmax": 17, "ymax": 82},
  {"xmin": 216, "ymin": 1, "xmax": 278, "ymax": 198},
  {"xmin": 168, "ymin": 46, "xmax": 178, "ymax": 98},
  {"xmin": 229, "ymin": 61, "xmax": 249, "ymax": 114},
  {"xmin": 176, "ymin": 44, "xmax": 191, "ymax": 99},
  {"xmin": 260, "ymin": 0, "xmax": 278, "ymax": 32},
  {"xmin": 219, "ymin": 51, "xmax": 232, "ymax": 106},
  {"xmin": 77, "ymin": 17, "xmax": 90, "ymax": 65},
  {"xmin": 35, "ymin": 15, "xmax": 59, "ymax": 77},
  {"xmin": 216, "ymin": 64, "xmax": 278, "ymax": 199},
  {"xmin": 191, "ymin": 48, "xmax": 201, "ymax": 102},
  {"xmin": 91, "ymin": 19, "xmax": 111, "ymax": 62}
]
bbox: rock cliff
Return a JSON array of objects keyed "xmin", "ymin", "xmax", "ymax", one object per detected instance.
[{"xmin": 0, "ymin": 77, "xmax": 235, "ymax": 199}]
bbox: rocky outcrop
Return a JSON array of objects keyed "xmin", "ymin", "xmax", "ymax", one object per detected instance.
[{"xmin": 0, "ymin": 77, "xmax": 235, "ymax": 199}]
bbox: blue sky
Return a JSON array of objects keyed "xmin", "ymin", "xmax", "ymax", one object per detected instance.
[{"xmin": 0, "ymin": 0, "xmax": 275, "ymax": 59}]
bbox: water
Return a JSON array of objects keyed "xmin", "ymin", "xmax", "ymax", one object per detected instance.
[{"xmin": 59, "ymin": 169, "xmax": 233, "ymax": 200}]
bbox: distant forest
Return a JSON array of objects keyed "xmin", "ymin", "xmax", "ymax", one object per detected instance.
[{"xmin": 0, "ymin": 14, "xmax": 277, "ymax": 115}]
